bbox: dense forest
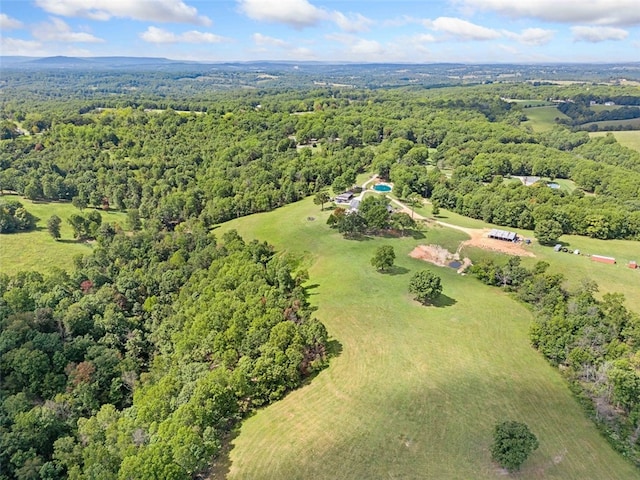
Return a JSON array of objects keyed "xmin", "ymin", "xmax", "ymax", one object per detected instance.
[
  {"xmin": 1, "ymin": 228, "xmax": 328, "ymax": 478},
  {"xmin": 2, "ymin": 75, "xmax": 640, "ymax": 477}
]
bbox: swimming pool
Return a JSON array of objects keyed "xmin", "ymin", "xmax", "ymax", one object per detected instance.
[{"xmin": 373, "ymin": 184, "xmax": 392, "ymax": 192}]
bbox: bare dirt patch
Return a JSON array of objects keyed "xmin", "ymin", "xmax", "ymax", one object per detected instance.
[
  {"xmin": 457, "ymin": 227, "xmax": 535, "ymax": 257},
  {"xmin": 409, "ymin": 244, "xmax": 471, "ymax": 273}
]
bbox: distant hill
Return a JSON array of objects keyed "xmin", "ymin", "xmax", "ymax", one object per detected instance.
[{"xmin": 30, "ymin": 56, "xmax": 94, "ymax": 66}]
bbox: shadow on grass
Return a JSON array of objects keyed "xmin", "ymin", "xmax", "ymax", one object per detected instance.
[
  {"xmin": 409, "ymin": 229, "xmax": 426, "ymax": 240},
  {"xmin": 432, "ymin": 294, "xmax": 457, "ymax": 308},
  {"xmin": 304, "ymin": 283, "xmax": 321, "ymax": 296},
  {"xmin": 327, "ymin": 338, "xmax": 343, "ymax": 357},
  {"xmin": 205, "ymin": 427, "xmax": 240, "ymax": 480},
  {"xmin": 344, "ymin": 234, "xmax": 372, "ymax": 241},
  {"xmin": 384, "ymin": 266, "xmax": 409, "ymax": 276}
]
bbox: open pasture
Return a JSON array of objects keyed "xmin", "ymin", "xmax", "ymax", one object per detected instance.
[
  {"xmin": 216, "ymin": 197, "xmax": 639, "ymax": 480},
  {"xmin": 590, "ymin": 130, "xmax": 640, "ymax": 152},
  {"xmin": 522, "ymin": 106, "xmax": 569, "ymax": 131},
  {"xmin": 0, "ymin": 195, "xmax": 127, "ymax": 274}
]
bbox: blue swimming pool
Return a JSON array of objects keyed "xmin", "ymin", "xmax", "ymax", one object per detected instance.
[{"xmin": 373, "ymin": 184, "xmax": 392, "ymax": 192}]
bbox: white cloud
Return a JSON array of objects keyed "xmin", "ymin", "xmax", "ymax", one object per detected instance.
[
  {"xmin": 332, "ymin": 12, "xmax": 374, "ymax": 33},
  {"xmin": 250, "ymin": 33, "xmax": 316, "ymax": 59},
  {"xmin": 32, "ymin": 18, "xmax": 104, "ymax": 43},
  {"xmin": 252, "ymin": 33, "xmax": 290, "ymax": 48},
  {"xmin": 455, "ymin": 0, "xmax": 640, "ymax": 27},
  {"xmin": 503, "ymin": 27, "xmax": 555, "ymax": 45},
  {"xmin": 238, "ymin": 0, "xmax": 326, "ymax": 28},
  {"xmin": 426, "ymin": 17, "xmax": 501, "ymax": 41},
  {"xmin": 35, "ymin": 0, "xmax": 211, "ymax": 26},
  {"xmin": 326, "ymin": 33, "xmax": 383, "ymax": 56},
  {"xmin": 0, "ymin": 13, "xmax": 24, "ymax": 30},
  {"xmin": 383, "ymin": 15, "xmax": 423, "ymax": 28},
  {"xmin": 140, "ymin": 26, "xmax": 227, "ymax": 44},
  {"xmin": 238, "ymin": 0, "xmax": 373, "ymax": 32},
  {"xmin": 410, "ymin": 33, "xmax": 437, "ymax": 43},
  {"xmin": 1, "ymin": 37, "xmax": 45, "ymax": 56},
  {"xmin": 571, "ymin": 26, "xmax": 629, "ymax": 42}
]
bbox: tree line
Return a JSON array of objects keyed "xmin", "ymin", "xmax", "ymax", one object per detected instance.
[{"xmin": 470, "ymin": 257, "xmax": 640, "ymax": 466}]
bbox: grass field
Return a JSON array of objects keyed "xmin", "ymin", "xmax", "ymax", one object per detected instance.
[
  {"xmin": 522, "ymin": 106, "xmax": 569, "ymax": 132},
  {"xmin": 216, "ymin": 197, "xmax": 640, "ymax": 479},
  {"xmin": 0, "ymin": 195, "xmax": 127, "ymax": 275},
  {"xmin": 582, "ymin": 118, "xmax": 640, "ymax": 130},
  {"xmin": 590, "ymin": 130, "xmax": 640, "ymax": 152}
]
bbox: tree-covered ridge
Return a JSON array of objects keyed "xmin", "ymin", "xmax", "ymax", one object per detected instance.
[
  {"xmin": 471, "ymin": 258, "xmax": 640, "ymax": 465},
  {"xmin": 0, "ymin": 228, "xmax": 328, "ymax": 479},
  {"xmin": 3, "ymin": 85, "xmax": 640, "ymax": 242}
]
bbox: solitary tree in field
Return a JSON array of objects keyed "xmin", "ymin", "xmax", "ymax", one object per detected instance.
[
  {"xmin": 47, "ymin": 215, "xmax": 62, "ymax": 240},
  {"xmin": 534, "ymin": 219, "xmax": 563, "ymax": 245},
  {"xmin": 371, "ymin": 245, "xmax": 395, "ymax": 272},
  {"xmin": 314, "ymin": 191, "xmax": 331, "ymax": 211},
  {"xmin": 431, "ymin": 200, "xmax": 440, "ymax": 216},
  {"xmin": 491, "ymin": 421, "xmax": 539, "ymax": 472},
  {"xmin": 408, "ymin": 270, "xmax": 442, "ymax": 305}
]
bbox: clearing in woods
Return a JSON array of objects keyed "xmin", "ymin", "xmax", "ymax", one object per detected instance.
[{"xmin": 216, "ymin": 196, "xmax": 640, "ymax": 480}]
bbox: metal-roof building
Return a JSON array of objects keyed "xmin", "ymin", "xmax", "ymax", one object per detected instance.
[{"xmin": 488, "ymin": 229, "xmax": 518, "ymax": 242}]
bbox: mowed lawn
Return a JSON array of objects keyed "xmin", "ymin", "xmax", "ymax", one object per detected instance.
[
  {"xmin": 0, "ymin": 195, "xmax": 127, "ymax": 275},
  {"xmin": 217, "ymin": 197, "xmax": 640, "ymax": 480}
]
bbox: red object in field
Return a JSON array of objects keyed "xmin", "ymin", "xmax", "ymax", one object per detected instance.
[
  {"xmin": 628, "ymin": 261, "xmax": 638, "ymax": 269},
  {"xmin": 590, "ymin": 255, "xmax": 616, "ymax": 265}
]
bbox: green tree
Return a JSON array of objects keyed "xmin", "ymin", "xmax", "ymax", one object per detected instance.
[
  {"xmin": 337, "ymin": 212, "xmax": 366, "ymax": 238},
  {"xmin": 408, "ymin": 270, "xmax": 442, "ymax": 305},
  {"xmin": 534, "ymin": 219, "xmax": 563, "ymax": 245},
  {"xmin": 313, "ymin": 191, "xmax": 330, "ymax": 211},
  {"xmin": 371, "ymin": 245, "xmax": 395, "ymax": 272},
  {"xmin": 47, "ymin": 215, "xmax": 62, "ymax": 240},
  {"xmin": 491, "ymin": 421, "xmax": 539, "ymax": 472},
  {"xmin": 72, "ymin": 195, "xmax": 88, "ymax": 211},
  {"xmin": 431, "ymin": 200, "xmax": 440, "ymax": 216},
  {"xmin": 127, "ymin": 209, "xmax": 142, "ymax": 231}
]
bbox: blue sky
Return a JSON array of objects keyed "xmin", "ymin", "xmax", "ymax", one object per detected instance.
[{"xmin": 1, "ymin": 0, "xmax": 639, "ymax": 62}]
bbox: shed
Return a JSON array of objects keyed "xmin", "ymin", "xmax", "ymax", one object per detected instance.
[
  {"xmin": 488, "ymin": 229, "xmax": 518, "ymax": 242},
  {"xmin": 335, "ymin": 191, "xmax": 354, "ymax": 203},
  {"xmin": 590, "ymin": 255, "xmax": 616, "ymax": 265},
  {"xmin": 628, "ymin": 261, "xmax": 638, "ymax": 269}
]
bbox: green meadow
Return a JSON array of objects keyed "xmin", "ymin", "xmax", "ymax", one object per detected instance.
[
  {"xmin": 590, "ymin": 130, "xmax": 640, "ymax": 152},
  {"xmin": 0, "ymin": 195, "xmax": 127, "ymax": 275},
  {"xmin": 216, "ymin": 197, "xmax": 640, "ymax": 480},
  {"xmin": 522, "ymin": 106, "xmax": 569, "ymax": 131}
]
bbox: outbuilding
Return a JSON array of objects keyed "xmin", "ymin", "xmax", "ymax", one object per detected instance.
[
  {"xmin": 488, "ymin": 229, "xmax": 518, "ymax": 242},
  {"xmin": 590, "ymin": 255, "xmax": 616, "ymax": 265},
  {"xmin": 335, "ymin": 191, "xmax": 354, "ymax": 203}
]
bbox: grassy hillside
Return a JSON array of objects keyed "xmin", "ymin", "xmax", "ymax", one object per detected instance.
[
  {"xmin": 522, "ymin": 106, "xmax": 569, "ymax": 132},
  {"xmin": 590, "ymin": 130, "xmax": 640, "ymax": 152},
  {"xmin": 217, "ymin": 197, "xmax": 640, "ymax": 480},
  {"xmin": 582, "ymin": 118, "xmax": 640, "ymax": 130},
  {"xmin": 0, "ymin": 195, "xmax": 127, "ymax": 274}
]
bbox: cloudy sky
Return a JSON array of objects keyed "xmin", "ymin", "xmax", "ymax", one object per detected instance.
[{"xmin": 1, "ymin": 0, "xmax": 639, "ymax": 62}]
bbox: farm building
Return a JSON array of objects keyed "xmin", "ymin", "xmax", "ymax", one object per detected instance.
[
  {"xmin": 590, "ymin": 255, "xmax": 616, "ymax": 265},
  {"xmin": 488, "ymin": 229, "xmax": 518, "ymax": 242}
]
